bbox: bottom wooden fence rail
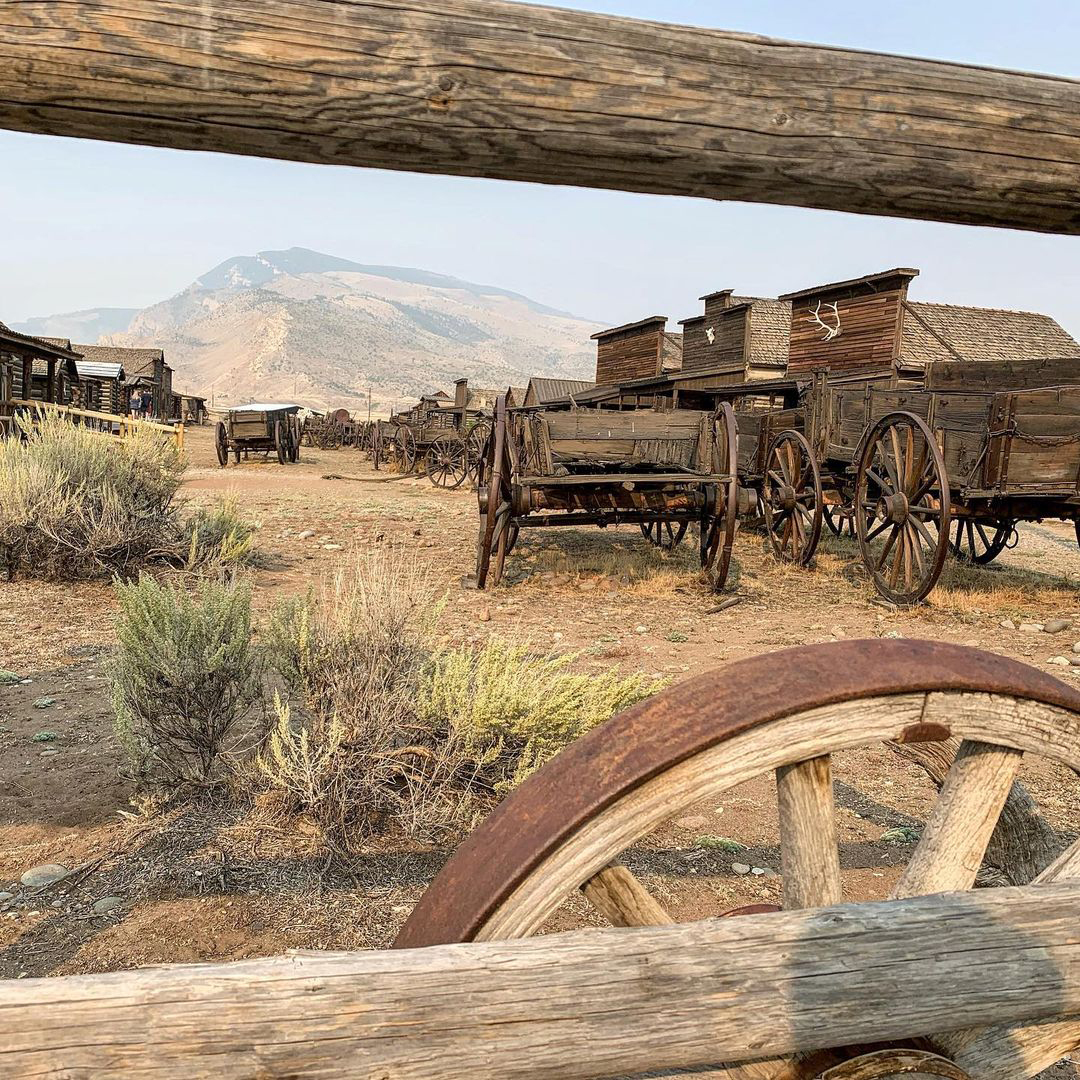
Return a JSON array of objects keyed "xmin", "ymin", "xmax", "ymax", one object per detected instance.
[{"xmin": 2, "ymin": 883, "xmax": 1079, "ymax": 1080}]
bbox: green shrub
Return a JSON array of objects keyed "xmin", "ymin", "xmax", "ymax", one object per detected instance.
[
  {"xmin": 259, "ymin": 547, "xmax": 663, "ymax": 847},
  {"xmin": 183, "ymin": 496, "xmax": 259, "ymax": 570},
  {"xmin": 416, "ymin": 639, "xmax": 665, "ymax": 796},
  {"xmin": 109, "ymin": 574, "xmax": 261, "ymax": 787},
  {"xmin": 0, "ymin": 412, "xmax": 184, "ymax": 580}
]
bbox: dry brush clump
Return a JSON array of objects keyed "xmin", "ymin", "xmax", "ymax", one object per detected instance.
[
  {"xmin": 257, "ymin": 545, "xmax": 662, "ymax": 849},
  {"xmin": 109, "ymin": 574, "xmax": 263, "ymax": 790},
  {"xmin": 0, "ymin": 414, "xmax": 257, "ymax": 579}
]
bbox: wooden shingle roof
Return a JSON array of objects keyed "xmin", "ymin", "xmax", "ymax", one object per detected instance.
[
  {"xmin": 900, "ymin": 302, "xmax": 1080, "ymax": 369},
  {"xmin": 526, "ymin": 377, "xmax": 596, "ymax": 404}
]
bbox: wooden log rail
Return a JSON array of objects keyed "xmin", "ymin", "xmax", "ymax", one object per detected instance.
[
  {"xmin": 3, "ymin": 884, "xmax": 1080, "ymax": 1079},
  {"xmin": 0, "ymin": 1, "xmax": 1078, "ymax": 234},
  {"xmin": 7, "ymin": 398, "xmax": 185, "ymax": 449}
]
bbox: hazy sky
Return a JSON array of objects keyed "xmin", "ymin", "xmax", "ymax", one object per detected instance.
[{"xmin": 2, "ymin": 0, "xmax": 1078, "ymax": 336}]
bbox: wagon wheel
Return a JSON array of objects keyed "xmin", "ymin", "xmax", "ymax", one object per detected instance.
[
  {"xmin": 700, "ymin": 401, "xmax": 739, "ymax": 591},
  {"xmin": 396, "ymin": 639, "xmax": 1080, "ymax": 1078},
  {"xmin": 476, "ymin": 397, "xmax": 514, "ymax": 589},
  {"xmin": 214, "ymin": 421, "xmax": 229, "ymax": 468},
  {"xmin": 855, "ymin": 411, "xmax": 951, "ymax": 606},
  {"xmin": 390, "ymin": 426, "xmax": 416, "ymax": 473},
  {"xmin": 289, "ymin": 418, "xmax": 301, "ymax": 463},
  {"xmin": 823, "ymin": 498, "xmax": 871, "ymax": 538},
  {"xmin": 466, "ymin": 420, "xmax": 493, "ymax": 484},
  {"xmin": 763, "ymin": 430, "xmax": 823, "ymax": 566},
  {"xmin": 426, "ymin": 432, "xmax": 469, "ymax": 489},
  {"xmin": 640, "ymin": 520, "xmax": 688, "ymax": 551},
  {"xmin": 273, "ymin": 420, "xmax": 288, "ymax": 465},
  {"xmin": 950, "ymin": 518, "xmax": 1014, "ymax": 565}
]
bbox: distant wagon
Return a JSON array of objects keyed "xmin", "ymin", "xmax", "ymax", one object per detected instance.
[{"xmin": 216, "ymin": 403, "xmax": 302, "ymax": 466}]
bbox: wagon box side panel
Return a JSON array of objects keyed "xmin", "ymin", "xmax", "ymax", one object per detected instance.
[
  {"xmin": 229, "ymin": 412, "xmax": 272, "ymax": 439},
  {"xmin": 993, "ymin": 386, "xmax": 1080, "ymax": 493},
  {"xmin": 931, "ymin": 392, "xmax": 995, "ymax": 489}
]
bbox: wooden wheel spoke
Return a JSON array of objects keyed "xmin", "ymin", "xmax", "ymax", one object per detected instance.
[
  {"xmin": 581, "ymin": 863, "xmax": 672, "ymax": 927},
  {"xmin": 874, "ymin": 525, "xmax": 899, "ymax": 570},
  {"xmin": 777, "ymin": 756, "xmax": 842, "ymax": 909},
  {"xmin": 893, "ymin": 740, "xmax": 1024, "ymax": 899},
  {"xmin": 865, "ymin": 517, "xmax": 891, "ymax": 543},
  {"xmin": 887, "ymin": 527, "xmax": 905, "ymax": 586},
  {"xmin": 865, "ymin": 467, "xmax": 893, "ymax": 497}
]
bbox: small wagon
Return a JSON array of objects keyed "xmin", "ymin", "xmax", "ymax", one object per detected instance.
[
  {"xmin": 381, "ymin": 404, "xmax": 492, "ymax": 487},
  {"xmin": 215, "ymin": 403, "xmax": 302, "ymax": 467},
  {"xmin": 474, "ymin": 394, "xmax": 739, "ymax": 588}
]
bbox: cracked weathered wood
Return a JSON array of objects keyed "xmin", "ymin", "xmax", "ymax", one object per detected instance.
[
  {"xmin": 776, "ymin": 755, "xmax": 843, "ymax": 909},
  {"xmin": 3, "ymin": 884, "xmax": 1080, "ymax": 1079},
  {"xmin": 1, "ymin": 0, "xmax": 1078, "ymax": 233},
  {"xmin": 581, "ymin": 863, "xmax": 673, "ymax": 927}
]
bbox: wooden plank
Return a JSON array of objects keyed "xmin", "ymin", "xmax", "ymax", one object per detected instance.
[
  {"xmin": 1, "ymin": 1, "xmax": 1079, "ymax": 234},
  {"xmin": 776, "ymin": 756, "xmax": 843, "ymax": 909},
  {"xmin": 892, "ymin": 740, "xmax": 1023, "ymax": 899},
  {"xmin": 3, "ymin": 884, "xmax": 1080, "ymax": 1078},
  {"xmin": 581, "ymin": 863, "xmax": 673, "ymax": 927},
  {"xmin": 926, "ymin": 357, "xmax": 1080, "ymax": 391}
]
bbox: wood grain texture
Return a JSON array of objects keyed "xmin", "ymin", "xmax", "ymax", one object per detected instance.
[
  {"xmin": 582, "ymin": 863, "xmax": 673, "ymax": 927},
  {"xmin": 3, "ymin": 884, "xmax": 1080, "ymax": 1079},
  {"xmin": 892, "ymin": 740, "xmax": 1023, "ymax": 899},
  {"xmin": 1, "ymin": 1, "xmax": 1078, "ymax": 232},
  {"xmin": 776, "ymin": 755, "xmax": 843, "ymax": 909}
]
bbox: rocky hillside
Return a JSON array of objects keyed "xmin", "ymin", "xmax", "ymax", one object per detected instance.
[{"xmin": 21, "ymin": 248, "xmax": 603, "ymax": 413}]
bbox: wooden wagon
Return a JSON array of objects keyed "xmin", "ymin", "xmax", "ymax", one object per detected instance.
[
  {"xmin": 830, "ymin": 361, "xmax": 1080, "ymax": 604},
  {"xmin": 474, "ymin": 394, "xmax": 740, "ymax": 588},
  {"xmin": 626, "ymin": 356, "xmax": 1080, "ymax": 605},
  {"xmin": 215, "ymin": 403, "xmax": 302, "ymax": 467},
  {"xmin": 381, "ymin": 396, "xmax": 492, "ymax": 487}
]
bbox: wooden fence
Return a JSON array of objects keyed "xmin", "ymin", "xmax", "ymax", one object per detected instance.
[
  {"xmin": 0, "ymin": 0, "xmax": 1077, "ymax": 234},
  {"xmin": 2, "ymin": 884, "xmax": 1080, "ymax": 1078},
  {"xmin": 3, "ymin": 398, "xmax": 185, "ymax": 449}
]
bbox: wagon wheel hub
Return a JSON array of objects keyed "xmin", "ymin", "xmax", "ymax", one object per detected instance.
[
  {"xmin": 777, "ymin": 483, "xmax": 798, "ymax": 512},
  {"xmin": 879, "ymin": 490, "xmax": 910, "ymax": 524}
]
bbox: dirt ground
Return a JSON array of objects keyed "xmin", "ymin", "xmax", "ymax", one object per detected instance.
[{"xmin": 1, "ymin": 424, "xmax": 1078, "ymax": 1074}]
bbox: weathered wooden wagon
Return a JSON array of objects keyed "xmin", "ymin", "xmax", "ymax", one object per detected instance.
[
  {"xmin": 382, "ymin": 381, "xmax": 493, "ymax": 487},
  {"xmin": 474, "ymin": 394, "xmax": 740, "ymax": 588},
  {"xmin": 215, "ymin": 403, "xmax": 302, "ymax": 466},
  {"xmin": 834, "ymin": 360, "xmax": 1080, "ymax": 603}
]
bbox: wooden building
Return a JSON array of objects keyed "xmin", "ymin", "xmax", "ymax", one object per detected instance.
[
  {"xmin": 780, "ymin": 267, "xmax": 1080, "ymax": 384},
  {"xmin": 0, "ymin": 323, "xmax": 80, "ymax": 407},
  {"xmin": 73, "ymin": 344, "xmax": 171, "ymax": 417},
  {"xmin": 179, "ymin": 395, "xmax": 208, "ymax": 424},
  {"xmin": 72, "ymin": 356, "xmax": 126, "ymax": 414},
  {"xmin": 678, "ymin": 289, "xmax": 791, "ymax": 382},
  {"xmin": 591, "ymin": 316, "xmax": 682, "ymax": 386},
  {"xmin": 522, "ymin": 377, "xmax": 595, "ymax": 407}
]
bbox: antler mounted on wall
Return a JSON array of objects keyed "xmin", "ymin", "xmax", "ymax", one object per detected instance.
[{"xmin": 808, "ymin": 301, "xmax": 842, "ymax": 341}]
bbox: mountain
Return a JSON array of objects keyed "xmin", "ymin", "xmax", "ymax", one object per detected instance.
[
  {"xmin": 20, "ymin": 248, "xmax": 603, "ymax": 413},
  {"xmin": 12, "ymin": 307, "xmax": 139, "ymax": 341}
]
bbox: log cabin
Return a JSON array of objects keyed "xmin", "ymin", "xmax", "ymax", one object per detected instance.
[
  {"xmin": 0, "ymin": 323, "xmax": 80, "ymax": 410},
  {"xmin": 71, "ymin": 354, "xmax": 126, "ymax": 414},
  {"xmin": 73, "ymin": 344, "xmax": 171, "ymax": 417}
]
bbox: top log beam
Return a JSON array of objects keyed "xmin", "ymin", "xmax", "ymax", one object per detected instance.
[{"xmin": 0, "ymin": 0, "xmax": 1078, "ymax": 234}]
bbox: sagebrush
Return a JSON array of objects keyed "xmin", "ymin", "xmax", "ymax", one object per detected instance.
[
  {"xmin": 0, "ymin": 415, "xmax": 258, "ymax": 579},
  {"xmin": 259, "ymin": 546, "xmax": 661, "ymax": 847},
  {"xmin": 109, "ymin": 574, "xmax": 262, "ymax": 787},
  {"xmin": 0, "ymin": 413, "xmax": 184, "ymax": 579}
]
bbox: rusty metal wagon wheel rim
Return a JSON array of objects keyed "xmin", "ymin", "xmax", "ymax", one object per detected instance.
[
  {"xmin": 214, "ymin": 421, "xmax": 229, "ymax": 467},
  {"xmin": 425, "ymin": 432, "xmax": 468, "ymax": 488},
  {"xmin": 950, "ymin": 518, "xmax": 1013, "ymax": 565},
  {"xmin": 700, "ymin": 400, "xmax": 739, "ymax": 591},
  {"xmin": 640, "ymin": 520, "xmax": 688, "ymax": 551},
  {"xmin": 395, "ymin": 639, "xmax": 1080, "ymax": 1078},
  {"xmin": 855, "ymin": 411, "xmax": 951, "ymax": 606},
  {"xmin": 763, "ymin": 429, "xmax": 823, "ymax": 566}
]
